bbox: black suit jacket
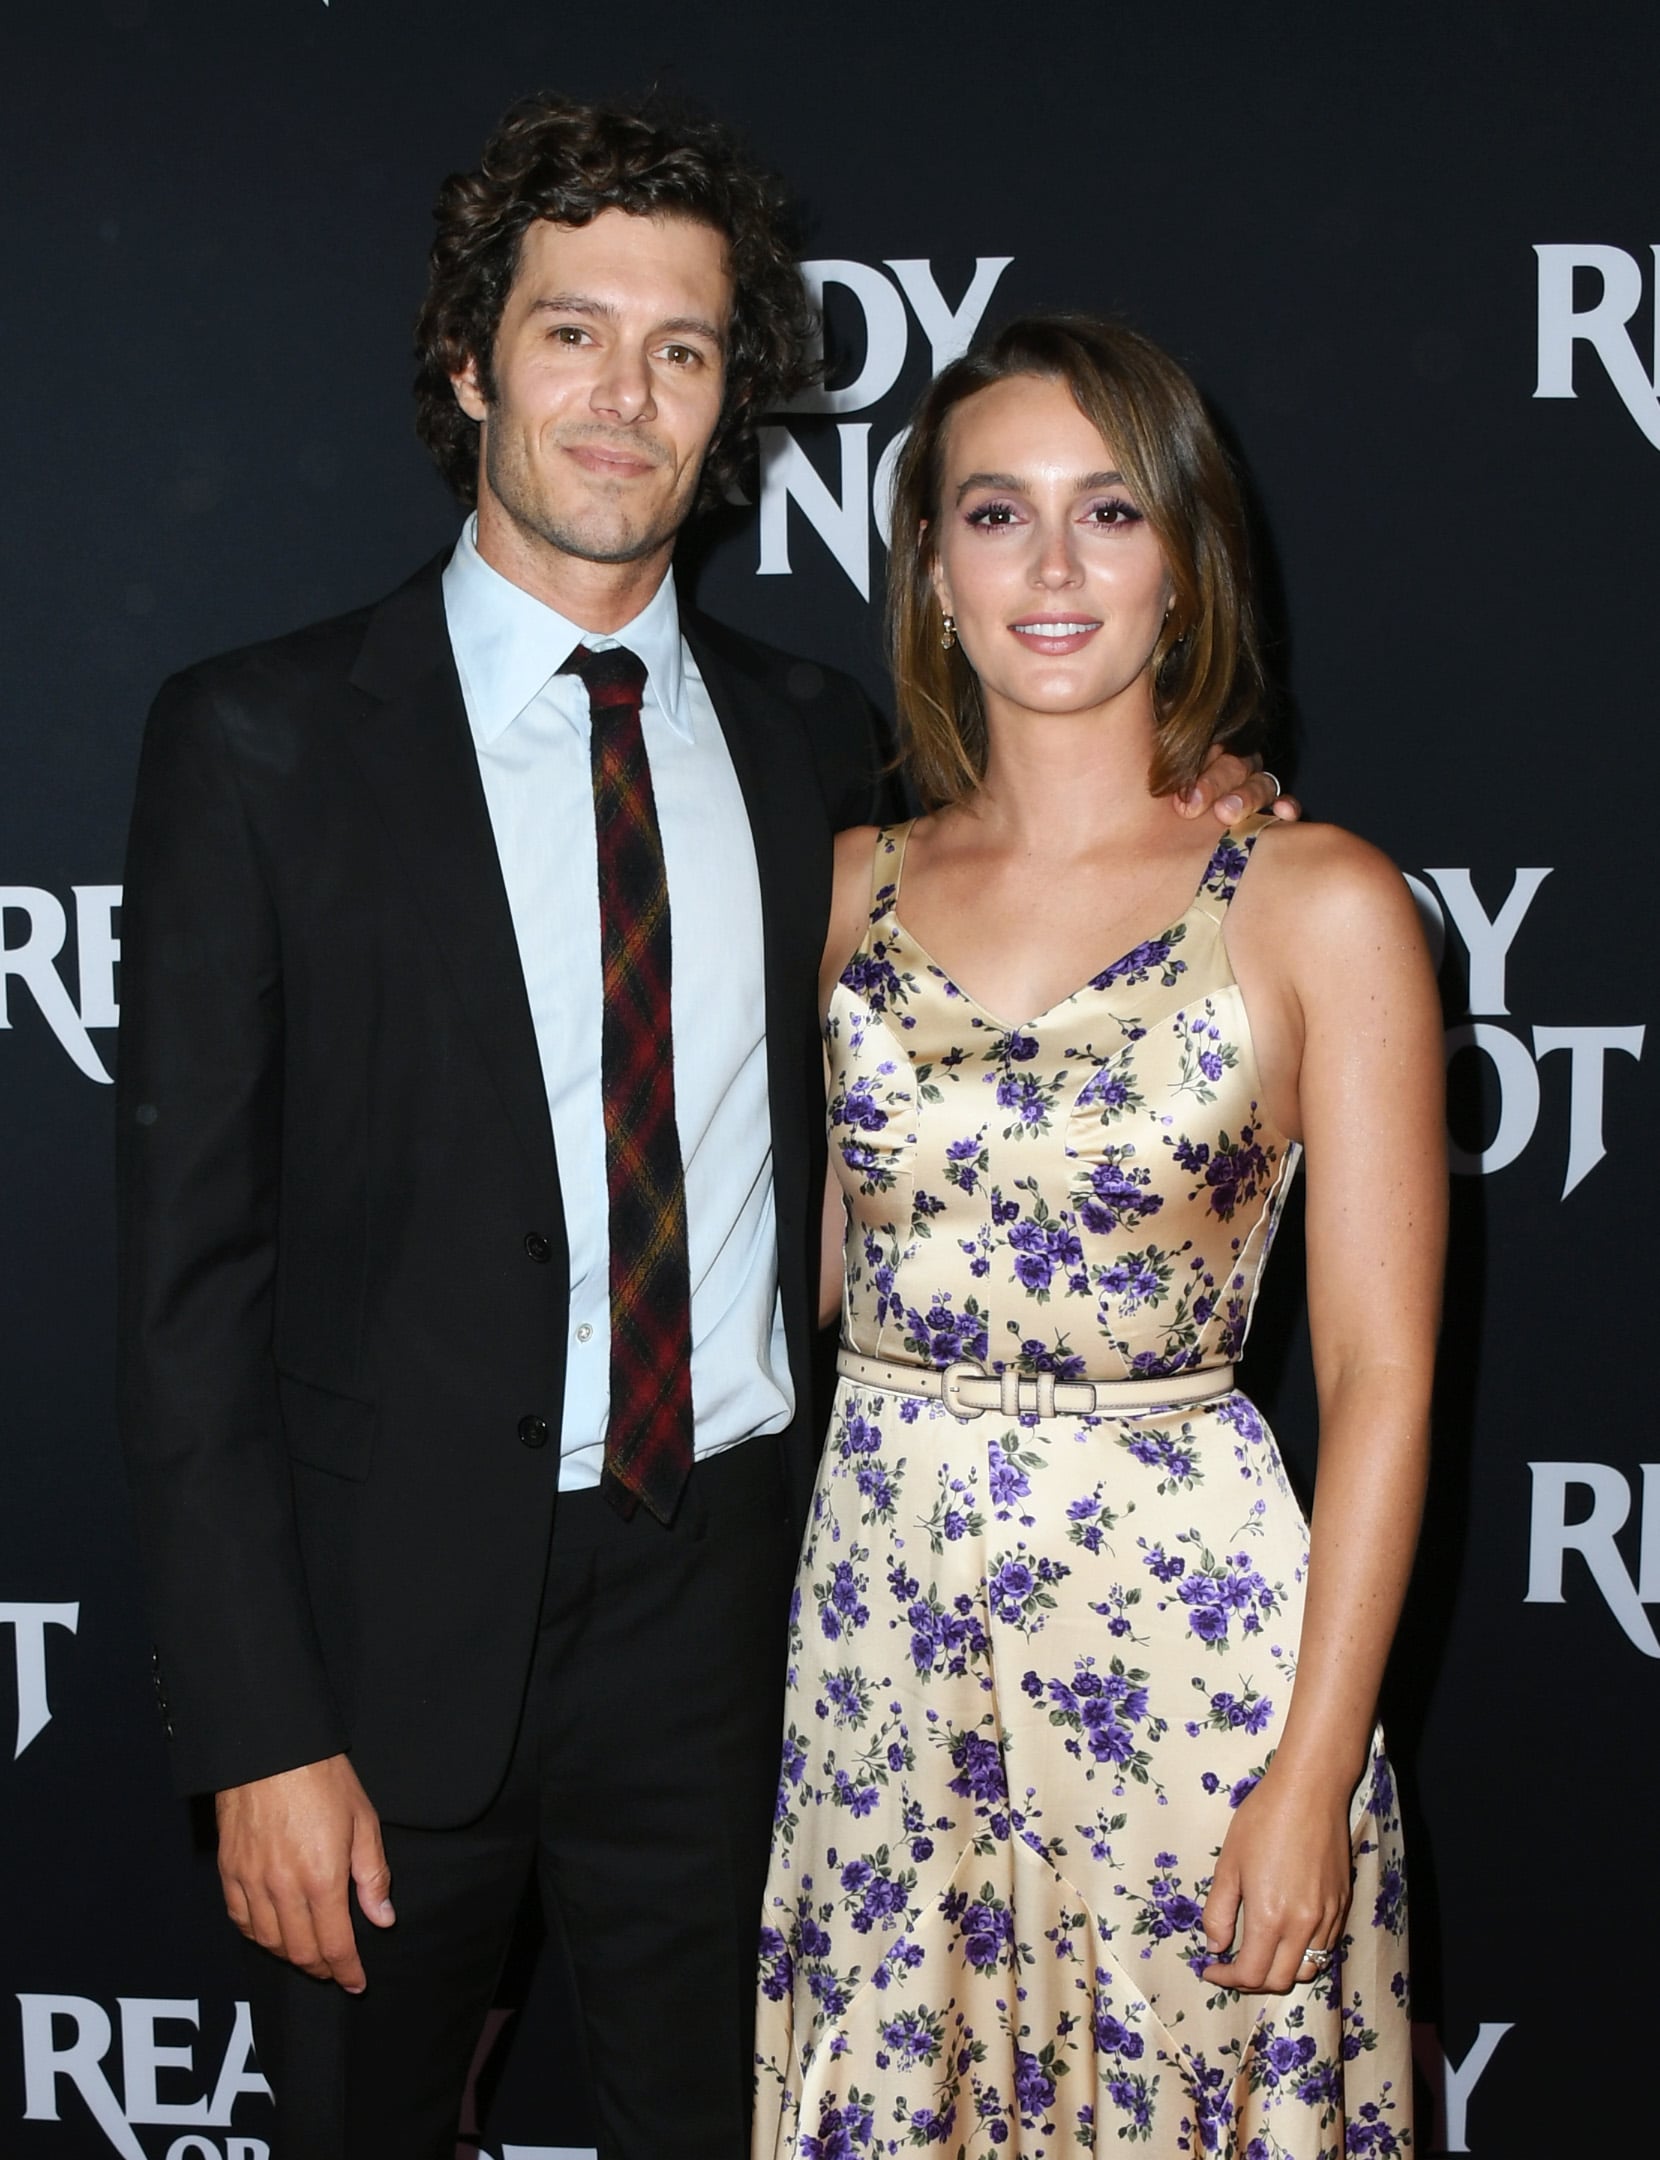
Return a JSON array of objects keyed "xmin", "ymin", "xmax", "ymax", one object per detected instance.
[{"xmin": 115, "ymin": 553, "xmax": 890, "ymax": 1825}]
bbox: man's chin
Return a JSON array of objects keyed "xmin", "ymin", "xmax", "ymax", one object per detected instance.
[{"xmin": 525, "ymin": 511, "xmax": 678, "ymax": 568}]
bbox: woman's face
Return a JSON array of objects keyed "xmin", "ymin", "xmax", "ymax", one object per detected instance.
[{"xmin": 929, "ymin": 372, "xmax": 1173, "ymax": 732}]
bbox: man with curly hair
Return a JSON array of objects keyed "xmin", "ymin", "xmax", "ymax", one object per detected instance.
[
  {"xmin": 117, "ymin": 91, "xmax": 1275, "ymax": 2158},
  {"xmin": 117, "ymin": 90, "xmax": 896, "ymax": 2158}
]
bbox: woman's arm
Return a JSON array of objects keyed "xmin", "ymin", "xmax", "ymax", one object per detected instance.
[
  {"xmin": 817, "ymin": 825, "xmax": 883, "ymax": 1332},
  {"xmin": 1204, "ymin": 826, "xmax": 1446, "ymax": 1992}
]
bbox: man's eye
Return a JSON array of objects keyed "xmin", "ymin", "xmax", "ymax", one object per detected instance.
[{"xmin": 661, "ymin": 344, "xmax": 699, "ymax": 366}]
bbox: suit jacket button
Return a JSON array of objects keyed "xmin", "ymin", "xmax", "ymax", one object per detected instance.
[
  {"xmin": 518, "ymin": 1414, "xmax": 550, "ymax": 1449},
  {"xmin": 524, "ymin": 1231, "xmax": 552, "ymax": 1263}
]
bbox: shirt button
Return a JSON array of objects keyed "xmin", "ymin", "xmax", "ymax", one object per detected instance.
[
  {"xmin": 517, "ymin": 1414, "xmax": 549, "ymax": 1449},
  {"xmin": 524, "ymin": 1231, "xmax": 552, "ymax": 1264},
  {"xmin": 575, "ymin": 1322, "xmax": 593, "ymax": 1344}
]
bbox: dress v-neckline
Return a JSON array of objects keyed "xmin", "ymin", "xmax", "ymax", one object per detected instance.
[{"xmin": 880, "ymin": 818, "xmax": 1235, "ymax": 1037}]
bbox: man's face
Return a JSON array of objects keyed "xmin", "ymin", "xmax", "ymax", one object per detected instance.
[{"xmin": 453, "ymin": 209, "xmax": 732, "ymax": 579}]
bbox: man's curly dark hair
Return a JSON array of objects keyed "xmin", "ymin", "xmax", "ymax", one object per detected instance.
[{"xmin": 414, "ymin": 92, "xmax": 819, "ymax": 510}]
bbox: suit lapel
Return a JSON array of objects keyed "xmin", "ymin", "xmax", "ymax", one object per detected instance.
[{"xmin": 343, "ymin": 558, "xmax": 560, "ymax": 1200}]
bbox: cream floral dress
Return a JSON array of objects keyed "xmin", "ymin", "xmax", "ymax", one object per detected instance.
[{"xmin": 752, "ymin": 816, "xmax": 1411, "ymax": 2159}]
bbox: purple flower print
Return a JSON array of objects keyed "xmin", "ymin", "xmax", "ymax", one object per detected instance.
[
  {"xmin": 987, "ymin": 1439, "xmax": 1031, "ymax": 1512},
  {"xmin": 1076, "ymin": 1148, "xmax": 1164, "ymax": 1237},
  {"xmin": 1141, "ymin": 1541, "xmax": 1187, "ymax": 1584},
  {"xmin": 1202, "ymin": 836, "xmax": 1248, "ymax": 900},
  {"xmin": 1294, "ymin": 2059, "xmax": 1343, "ymax": 2110},
  {"xmin": 1007, "ymin": 1204, "xmax": 1085, "ymax": 1296},
  {"xmin": 803, "ymin": 2092, "xmax": 875, "ymax": 2158},
  {"xmin": 1259, "ymin": 2033, "xmax": 1318, "ymax": 2088},
  {"xmin": 1090, "ymin": 925, "xmax": 1188, "ymax": 990},
  {"xmin": 878, "ymin": 2009, "xmax": 939, "ymax": 2068},
  {"xmin": 1176, "ymin": 1552, "xmax": 1280, "ymax": 1648},
  {"xmin": 1346, "ymin": 2101, "xmax": 1408, "ymax": 2154},
  {"xmin": 1093, "ymin": 2008, "xmax": 1145, "ymax": 2060},
  {"xmin": 942, "ymin": 1888, "xmax": 1015, "ymax": 1972},
  {"xmin": 907, "ymin": 1588, "xmax": 991, "ymax": 1679},
  {"xmin": 851, "ymin": 1870, "xmax": 910, "ymax": 1933},
  {"xmin": 996, "ymin": 1070, "xmax": 1050, "ymax": 1126},
  {"xmin": 1000, "ymin": 1030, "xmax": 1040, "ymax": 1062},
  {"xmin": 819, "ymin": 1558, "xmax": 870, "ymax": 1641},
  {"xmin": 824, "ymin": 1670, "xmax": 867, "ymax": 1721},
  {"xmin": 1178, "ymin": 2048, "xmax": 1234, "ymax": 2151},
  {"xmin": 987, "ymin": 1550, "xmax": 1069, "ymax": 1628},
  {"xmin": 841, "ymin": 1411, "xmax": 882, "ymax": 1456},
  {"xmin": 1075, "ymin": 1051, "xmax": 1143, "ymax": 1122},
  {"xmin": 1172, "ymin": 1123, "xmax": 1268, "ymax": 1220},
  {"xmin": 1124, "ymin": 1425, "xmax": 1201, "ymax": 1487},
  {"xmin": 757, "ymin": 1924, "xmax": 792, "ymax": 2001},
  {"xmin": 830, "ymin": 1769, "xmax": 880, "ymax": 1817},
  {"xmin": 945, "ymin": 1134, "xmax": 986, "ymax": 1194},
  {"xmin": 1096, "ymin": 1247, "xmax": 1172, "ymax": 1313},
  {"xmin": 1014, "ymin": 1335, "xmax": 1088, "ymax": 1381},
  {"xmin": 1103, "ymin": 2074, "xmax": 1155, "ymax": 2134},
  {"xmin": 1373, "ymin": 1862, "xmax": 1406, "ymax": 1934},
  {"xmin": 832, "ymin": 1074, "xmax": 888, "ymax": 1134},
  {"xmin": 1215, "ymin": 1394, "xmax": 1265, "ymax": 1447},
  {"xmin": 908, "ymin": 2100, "xmax": 957, "ymax": 2145},
  {"xmin": 947, "ymin": 1728, "xmax": 1009, "ymax": 1806},
  {"xmin": 855, "ymin": 1462, "xmax": 897, "ymax": 1515},
  {"xmin": 1014, "ymin": 2050, "xmax": 1056, "ymax": 2119},
  {"xmin": 902, "ymin": 1295, "xmax": 989, "ymax": 1369}
]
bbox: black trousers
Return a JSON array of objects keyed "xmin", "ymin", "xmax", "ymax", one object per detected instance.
[{"xmin": 246, "ymin": 1433, "xmax": 797, "ymax": 2160}]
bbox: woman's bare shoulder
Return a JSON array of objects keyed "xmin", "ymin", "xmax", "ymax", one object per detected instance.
[
  {"xmin": 832, "ymin": 821, "xmax": 884, "ymax": 887},
  {"xmin": 823, "ymin": 824, "xmax": 886, "ymax": 990},
  {"xmin": 1241, "ymin": 819, "xmax": 1432, "ymax": 974}
]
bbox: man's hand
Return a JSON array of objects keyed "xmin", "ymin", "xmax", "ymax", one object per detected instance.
[
  {"xmin": 1178, "ymin": 748, "xmax": 1300, "ymax": 826},
  {"xmin": 215, "ymin": 1754, "xmax": 395, "ymax": 1992}
]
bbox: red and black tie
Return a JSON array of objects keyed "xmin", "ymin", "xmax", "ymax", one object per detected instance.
[{"xmin": 560, "ymin": 642, "xmax": 694, "ymax": 1523}]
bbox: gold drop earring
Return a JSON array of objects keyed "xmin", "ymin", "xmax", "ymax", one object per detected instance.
[{"xmin": 940, "ymin": 613, "xmax": 958, "ymax": 652}]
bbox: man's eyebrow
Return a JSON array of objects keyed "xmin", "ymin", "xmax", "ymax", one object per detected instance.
[
  {"xmin": 526, "ymin": 295, "xmax": 726, "ymax": 347},
  {"xmin": 955, "ymin": 468, "xmax": 1125, "ymax": 499}
]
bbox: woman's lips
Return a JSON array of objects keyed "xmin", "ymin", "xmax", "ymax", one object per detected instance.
[{"xmin": 1008, "ymin": 617, "xmax": 1102, "ymax": 654}]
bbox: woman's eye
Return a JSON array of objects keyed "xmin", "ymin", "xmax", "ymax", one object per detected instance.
[
  {"xmin": 1087, "ymin": 499, "xmax": 1144, "ymax": 527},
  {"xmin": 965, "ymin": 501, "xmax": 1019, "ymax": 528}
]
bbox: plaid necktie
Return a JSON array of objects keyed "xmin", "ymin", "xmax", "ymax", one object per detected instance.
[{"xmin": 560, "ymin": 642, "xmax": 694, "ymax": 1523}]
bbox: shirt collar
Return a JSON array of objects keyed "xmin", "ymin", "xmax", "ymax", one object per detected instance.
[{"xmin": 442, "ymin": 515, "xmax": 690, "ymax": 745}]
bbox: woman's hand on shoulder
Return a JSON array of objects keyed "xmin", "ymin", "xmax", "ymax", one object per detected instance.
[{"xmin": 822, "ymin": 823, "xmax": 884, "ymax": 1014}]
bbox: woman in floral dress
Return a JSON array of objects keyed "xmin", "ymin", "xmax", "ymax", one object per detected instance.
[{"xmin": 752, "ymin": 318, "xmax": 1444, "ymax": 2160}]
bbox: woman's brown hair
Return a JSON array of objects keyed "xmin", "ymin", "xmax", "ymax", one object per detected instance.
[
  {"xmin": 886, "ymin": 314, "xmax": 1269, "ymax": 808},
  {"xmin": 413, "ymin": 92, "xmax": 818, "ymax": 510}
]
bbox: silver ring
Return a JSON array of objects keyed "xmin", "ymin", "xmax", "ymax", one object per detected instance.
[
  {"xmin": 1301, "ymin": 1945, "xmax": 1334, "ymax": 1972},
  {"xmin": 1262, "ymin": 770, "xmax": 1284, "ymax": 802}
]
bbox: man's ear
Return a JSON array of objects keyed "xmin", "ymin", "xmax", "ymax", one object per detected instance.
[{"xmin": 452, "ymin": 355, "xmax": 490, "ymax": 425}]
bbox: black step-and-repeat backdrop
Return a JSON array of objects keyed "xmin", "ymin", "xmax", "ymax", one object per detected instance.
[{"xmin": 4, "ymin": 4, "xmax": 1654, "ymax": 2153}]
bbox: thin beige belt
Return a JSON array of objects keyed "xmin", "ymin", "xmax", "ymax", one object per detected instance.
[{"xmin": 835, "ymin": 1348, "xmax": 1235, "ymax": 1423}]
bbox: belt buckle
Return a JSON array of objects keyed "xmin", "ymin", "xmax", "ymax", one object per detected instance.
[{"xmin": 940, "ymin": 1359, "xmax": 988, "ymax": 1422}]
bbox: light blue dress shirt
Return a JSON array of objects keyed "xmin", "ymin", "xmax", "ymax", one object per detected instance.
[{"xmin": 442, "ymin": 518, "xmax": 793, "ymax": 1487}]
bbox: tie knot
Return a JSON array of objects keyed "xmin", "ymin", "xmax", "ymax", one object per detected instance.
[{"xmin": 559, "ymin": 641, "xmax": 647, "ymax": 711}]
